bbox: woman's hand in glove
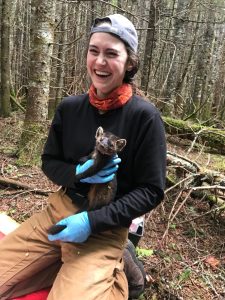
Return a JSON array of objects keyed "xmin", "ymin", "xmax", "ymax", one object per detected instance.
[
  {"xmin": 48, "ymin": 211, "xmax": 91, "ymax": 243},
  {"xmin": 76, "ymin": 155, "xmax": 121, "ymax": 184}
]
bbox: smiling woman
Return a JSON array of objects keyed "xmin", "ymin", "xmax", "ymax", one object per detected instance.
[
  {"xmin": 0, "ymin": 13, "xmax": 166, "ymax": 300},
  {"xmin": 87, "ymin": 32, "xmax": 130, "ymax": 99}
]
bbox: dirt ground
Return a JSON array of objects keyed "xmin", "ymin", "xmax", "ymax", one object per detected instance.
[{"xmin": 0, "ymin": 113, "xmax": 224, "ymax": 300}]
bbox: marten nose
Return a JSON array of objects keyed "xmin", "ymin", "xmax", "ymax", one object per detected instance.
[{"xmin": 101, "ymin": 137, "xmax": 108, "ymax": 146}]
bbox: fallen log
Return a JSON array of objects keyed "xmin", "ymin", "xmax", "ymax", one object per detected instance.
[
  {"xmin": 0, "ymin": 175, "xmax": 52, "ymax": 196},
  {"xmin": 163, "ymin": 117, "xmax": 225, "ymax": 154},
  {"xmin": 167, "ymin": 151, "xmax": 200, "ymax": 173},
  {"xmin": 166, "ymin": 151, "xmax": 225, "ymax": 207},
  {"xmin": 191, "ymin": 184, "xmax": 225, "ymax": 208}
]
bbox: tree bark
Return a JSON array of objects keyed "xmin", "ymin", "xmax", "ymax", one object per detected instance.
[
  {"xmin": 0, "ymin": 0, "xmax": 12, "ymax": 117},
  {"xmin": 174, "ymin": 12, "xmax": 200, "ymax": 117},
  {"xmin": 140, "ymin": 0, "xmax": 159, "ymax": 93},
  {"xmin": 212, "ymin": 35, "xmax": 225, "ymax": 119},
  {"xmin": 162, "ymin": 0, "xmax": 189, "ymax": 107},
  {"xmin": 55, "ymin": 2, "xmax": 67, "ymax": 109},
  {"xmin": 191, "ymin": 4, "xmax": 215, "ymax": 120},
  {"xmin": 18, "ymin": 0, "xmax": 56, "ymax": 166}
]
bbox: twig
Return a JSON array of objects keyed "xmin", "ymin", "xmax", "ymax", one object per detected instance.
[
  {"xmin": 165, "ymin": 173, "xmax": 195, "ymax": 193},
  {"xmin": 191, "ymin": 185, "xmax": 225, "ymax": 191},
  {"xmin": 178, "ymin": 205, "xmax": 224, "ymax": 225},
  {"xmin": 186, "ymin": 128, "xmax": 207, "ymax": 155},
  {"xmin": 1, "ymin": 161, "xmax": 6, "ymax": 177},
  {"xmin": 202, "ymin": 273, "xmax": 221, "ymax": 298},
  {"xmin": 11, "ymin": 190, "xmax": 41, "ymax": 200},
  {"xmin": 162, "ymin": 189, "xmax": 192, "ymax": 240}
]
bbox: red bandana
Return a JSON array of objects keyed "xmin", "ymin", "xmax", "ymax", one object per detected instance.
[{"xmin": 89, "ymin": 83, "xmax": 132, "ymax": 111}]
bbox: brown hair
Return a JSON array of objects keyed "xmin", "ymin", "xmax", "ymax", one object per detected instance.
[{"xmin": 123, "ymin": 45, "xmax": 139, "ymax": 84}]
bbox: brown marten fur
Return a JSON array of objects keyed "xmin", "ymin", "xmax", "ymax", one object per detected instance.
[
  {"xmin": 47, "ymin": 127, "xmax": 126, "ymax": 235},
  {"xmin": 75, "ymin": 126, "xmax": 126, "ymax": 209}
]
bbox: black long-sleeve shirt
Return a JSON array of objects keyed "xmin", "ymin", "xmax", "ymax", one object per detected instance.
[{"xmin": 41, "ymin": 93, "xmax": 167, "ymax": 233}]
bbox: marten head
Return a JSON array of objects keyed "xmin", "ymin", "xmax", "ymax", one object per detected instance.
[{"xmin": 95, "ymin": 127, "xmax": 126, "ymax": 156}]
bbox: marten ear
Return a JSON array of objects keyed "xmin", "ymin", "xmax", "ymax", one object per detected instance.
[
  {"xmin": 95, "ymin": 127, "xmax": 104, "ymax": 139},
  {"xmin": 116, "ymin": 139, "xmax": 126, "ymax": 151}
]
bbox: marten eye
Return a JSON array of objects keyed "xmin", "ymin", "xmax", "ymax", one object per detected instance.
[{"xmin": 108, "ymin": 140, "xmax": 113, "ymax": 147}]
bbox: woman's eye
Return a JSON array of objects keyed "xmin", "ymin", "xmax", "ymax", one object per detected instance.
[
  {"xmin": 107, "ymin": 52, "xmax": 117, "ymax": 58},
  {"xmin": 89, "ymin": 49, "xmax": 98, "ymax": 55}
]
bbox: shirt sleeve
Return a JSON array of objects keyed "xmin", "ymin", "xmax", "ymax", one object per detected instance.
[
  {"xmin": 41, "ymin": 102, "xmax": 77, "ymax": 188},
  {"xmin": 88, "ymin": 111, "xmax": 167, "ymax": 233}
]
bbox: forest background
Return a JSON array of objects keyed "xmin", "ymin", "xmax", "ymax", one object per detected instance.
[{"xmin": 0, "ymin": 0, "xmax": 225, "ymax": 299}]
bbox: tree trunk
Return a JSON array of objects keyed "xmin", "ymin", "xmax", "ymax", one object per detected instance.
[
  {"xmin": 163, "ymin": 0, "xmax": 189, "ymax": 105},
  {"xmin": 55, "ymin": 2, "xmax": 68, "ymax": 109},
  {"xmin": 191, "ymin": 3, "xmax": 215, "ymax": 120},
  {"xmin": 212, "ymin": 36, "xmax": 225, "ymax": 120},
  {"xmin": 18, "ymin": 0, "xmax": 56, "ymax": 166},
  {"xmin": 0, "ymin": 0, "xmax": 12, "ymax": 117},
  {"xmin": 174, "ymin": 12, "xmax": 200, "ymax": 117},
  {"xmin": 140, "ymin": 0, "xmax": 158, "ymax": 93},
  {"xmin": 0, "ymin": 0, "xmax": 225, "ymax": 127},
  {"xmin": 8, "ymin": 0, "xmax": 18, "ymax": 91}
]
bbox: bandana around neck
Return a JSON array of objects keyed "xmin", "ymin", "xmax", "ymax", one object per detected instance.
[{"xmin": 89, "ymin": 83, "xmax": 132, "ymax": 111}]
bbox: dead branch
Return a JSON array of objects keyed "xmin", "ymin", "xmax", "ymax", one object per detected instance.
[
  {"xmin": 166, "ymin": 152, "xmax": 225, "ymax": 208},
  {"xmin": 10, "ymin": 95, "xmax": 26, "ymax": 113},
  {"xmin": 0, "ymin": 175, "xmax": 52, "ymax": 196},
  {"xmin": 167, "ymin": 151, "xmax": 201, "ymax": 171},
  {"xmin": 190, "ymin": 186, "xmax": 225, "ymax": 207},
  {"xmin": 192, "ymin": 185, "xmax": 225, "ymax": 191},
  {"xmin": 178, "ymin": 205, "xmax": 225, "ymax": 224},
  {"xmin": 165, "ymin": 174, "xmax": 195, "ymax": 193},
  {"xmin": 167, "ymin": 151, "xmax": 200, "ymax": 173},
  {"xmin": 162, "ymin": 189, "xmax": 192, "ymax": 240}
]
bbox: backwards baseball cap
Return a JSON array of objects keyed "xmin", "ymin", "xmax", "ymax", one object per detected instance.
[{"xmin": 90, "ymin": 14, "xmax": 138, "ymax": 53}]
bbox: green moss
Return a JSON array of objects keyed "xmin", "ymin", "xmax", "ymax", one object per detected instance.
[
  {"xmin": 166, "ymin": 174, "xmax": 177, "ymax": 187},
  {"xmin": 0, "ymin": 146, "xmax": 18, "ymax": 155},
  {"xmin": 163, "ymin": 117, "xmax": 225, "ymax": 153},
  {"xmin": 17, "ymin": 121, "xmax": 47, "ymax": 166},
  {"xmin": 210, "ymin": 155, "xmax": 225, "ymax": 172}
]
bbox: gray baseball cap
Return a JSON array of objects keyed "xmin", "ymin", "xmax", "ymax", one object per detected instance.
[{"xmin": 90, "ymin": 14, "xmax": 138, "ymax": 53}]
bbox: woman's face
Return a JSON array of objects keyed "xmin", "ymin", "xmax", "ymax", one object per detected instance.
[{"xmin": 87, "ymin": 32, "xmax": 130, "ymax": 99}]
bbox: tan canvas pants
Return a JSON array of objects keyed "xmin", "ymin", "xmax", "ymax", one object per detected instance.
[{"xmin": 0, "ymin": 189, "xmax": 128, "ymax": 300}]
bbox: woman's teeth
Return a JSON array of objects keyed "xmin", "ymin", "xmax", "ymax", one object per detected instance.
[{"xmin": 95, "ymin": 70, "xmax": 110, "ymax": 77}]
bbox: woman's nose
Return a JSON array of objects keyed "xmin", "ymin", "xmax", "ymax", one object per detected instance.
[{"xmin": 96, "ymin": 54, "xmax": 106, "ymax": 65}]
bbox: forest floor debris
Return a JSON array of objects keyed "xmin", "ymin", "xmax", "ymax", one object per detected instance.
[{"xmin": 0, "ymin": 114, "xmax": 224, "ymax": 300}]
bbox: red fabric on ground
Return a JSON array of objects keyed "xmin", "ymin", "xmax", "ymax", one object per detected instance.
[
  {"xmin": 0, "ymin": 231, "xmax": 50, "ymax": 300},
  {"xmin": 12, "ymin": 289, "xmax": 50, "ymax": 300}
]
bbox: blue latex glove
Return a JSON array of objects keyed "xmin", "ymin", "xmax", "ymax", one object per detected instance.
[
  {"xmin": 76, "ymin": 156, "xmax": 121, "ymax": 184},
  {"xmin": 48, "ymin": 211, "xmax": 91, "ymax": 243}
]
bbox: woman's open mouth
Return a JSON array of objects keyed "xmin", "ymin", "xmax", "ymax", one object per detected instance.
[{"xmin": 95, "ymin": 70, "xmax": 111, "ymax": 78}]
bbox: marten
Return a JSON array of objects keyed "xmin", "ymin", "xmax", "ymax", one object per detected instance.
[{"xmin": 47, "ymin": 127, "xmax": 126, "ymax": 235}]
